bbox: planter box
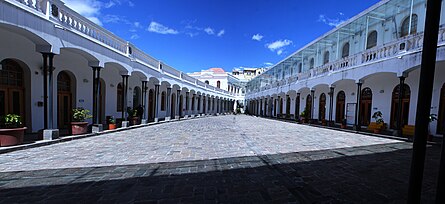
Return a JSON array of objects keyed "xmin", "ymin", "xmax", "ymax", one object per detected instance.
[
  {"xmin": 0, "ymin": 127, "xmax": 27, "ymax": 146},
  {"xmin": 71, "ymin": 122, "xmax": 88, "ymax": 135}
]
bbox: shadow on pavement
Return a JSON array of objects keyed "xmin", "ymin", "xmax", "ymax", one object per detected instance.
[{"xmin": 0, "ymin": 143, "xmax": 440, "ymax": 203}]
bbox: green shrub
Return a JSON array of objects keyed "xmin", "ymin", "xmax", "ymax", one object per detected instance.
[
  {"xmin": 0, "ymin": 114, "xmax": 22, "ymax": 128},
  {"xmin": 72, "ymin": 107, "xmax": 92, "ymax": 122}
]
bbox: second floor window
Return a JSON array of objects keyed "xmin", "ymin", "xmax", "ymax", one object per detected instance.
[
  {"xmin": 323, "ymin": 51, "xmax": 330, "ymax": 64},
  {"xmin": 342, "ymin": 42, "xmax": 350, "ymax": 58},
  {"xmin": 217, "ymin": 81, "xmax": 220, "ymax": 88},
  {"xmin": 366, "ymin": 31, "xmax": 377, "ymax": 49},
  {"xmin": 401, "ymin": 14, "xmax": 418, "ymax": 37},
  {"xmin": 309, "ymin": 58, "xmax": 315, "ymax": 69}
]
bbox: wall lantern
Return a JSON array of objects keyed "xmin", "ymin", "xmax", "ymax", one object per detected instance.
[
  {"xmin": 83, "ymin": 79, "xmax": 89, "ymax": 83},
  {"xmin": 379, "ymin": 90, "xmax": 384, "ymax": 93}
]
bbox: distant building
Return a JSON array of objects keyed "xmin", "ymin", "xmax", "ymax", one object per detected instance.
[
  {"xmin": 232, "ymin": 67, "xmax": 266, "ymax": 81},
  {"xmin": 189, "ymin": 68, "xmax": 243, "ymax": 96}
]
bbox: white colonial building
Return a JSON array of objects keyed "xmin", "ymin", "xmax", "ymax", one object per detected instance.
[
  {"xmin": 189, "ymin": 67, "xmax": 246, "ymax": 109},
  {"xmin": 0, "ymin": 0, "xmax": 236, "ymax": 136},
  {"xmin": 246, "ymin": 0, "xmax": 445, "ymax": 137}
]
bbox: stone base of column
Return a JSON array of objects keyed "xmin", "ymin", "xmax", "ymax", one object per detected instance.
[
  {"xmin": 165, "ymin": 116, "xmax": 171, "ymax": 121},
  {"xmin": 121, "ymin": 121, "xmax": 129, "ymax": 128},
  {"xmin": 141, "ymin": 119, "xmax": 148, "ymax": 124},
  {"xmin": 154, "ymin": 118, "xmax": 159, "ymax": 123},
  {"xmin": 43, "ymin": 129, "xmax": 59, "ymax": 140},
  {"xmin": 393, "ymin": 129, "xmax": 402, "ymax": 136},
  {"xmin": 92, "ymin": 124, "xmax": 103, "ymax": 133},
  {"xmin": 353, "ymin": 125, "xmax": 361, "ymax": 131},
  {"xmin": 184, "ymin": 115, "xmax": 189, "ymax": 119},
  {"xmin": 175, "ymin": 116, "xmax": 180, "ymax": 120}
]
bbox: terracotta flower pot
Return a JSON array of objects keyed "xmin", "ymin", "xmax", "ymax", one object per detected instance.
[
  {"xmin": 373, "ymin": 129, "xmax": 381, "ymax": 134},
  {"xmin": 108, "ymin": 124, "xmax": 116, "ymax": 130},
  {"xmin": 71, "ymin": 122, "xmax": 88, "ymax": 135},
  {"xmin": 0, "ymin": 127, "xmax": 27, "ymax": 146},
  {"xmin": 129, "ymin": 117, "xmax": 139, "ymax": 126}
]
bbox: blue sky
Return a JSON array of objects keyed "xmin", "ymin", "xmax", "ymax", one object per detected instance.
[{"xmin": 63, "ymin": 0, "xmax": 380, "ymax": 73}]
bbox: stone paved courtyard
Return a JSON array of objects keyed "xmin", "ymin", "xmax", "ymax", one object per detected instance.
[{"xmin": 0, "ymin": 115, "xmax": 441, "ymax": 203}]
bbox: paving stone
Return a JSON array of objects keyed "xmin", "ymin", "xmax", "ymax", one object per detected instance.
[{"xmin": 0, "ymin": 115, "xmax": 441, "ymax": 203}]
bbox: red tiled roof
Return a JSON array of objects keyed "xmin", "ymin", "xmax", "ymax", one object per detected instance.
[{"xmin": 208, "ymin": 68, "xmax": 225, "ymax": 73}]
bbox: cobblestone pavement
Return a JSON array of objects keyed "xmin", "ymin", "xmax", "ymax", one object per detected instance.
[{"xmin": 0, "ymin": 115, "xmax": 441, "ymax": 203}]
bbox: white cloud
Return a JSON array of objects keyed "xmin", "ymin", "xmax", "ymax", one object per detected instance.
[
  {"xmin": 318, "ymin": 14, "xmax": 346, "ymax": 27},
  {"xmin": 104, "ymin": 1, "xmax": 116, "ymax": 8},
  {"xmin": 63, "ymin": 0, "xmax": 103, "ymax": 25},
  {"xmin": 63, "ymin": 0, "xmax": 136, "ymax": 26},
  {"xmin": 102, "ymin": 14, "xmax": 122, "ymax": 23},
  {"xmin": 252, "ymin": 34, "xmax": 263, "ymax": 41},
  {"xmin": 186, "ymin": 32, "xmax": 199, "ymax": 37},
  {"xmin": 183, "ymin": 21, "xmax": 224, "ymax": 38},
  {"xmin": 147, "ymin": 21, "xmax": 179, "ymax": 35},
  {"xmin": 134, "ymin": 22, "xmax": 142, "ymax": 28},
  {"xmin": 266, "ymin": 39, "xmax": 292, "ymax": 55},
  {"xmin": 217, "ymin": 30, "xmax": 225, "ymax": 37},
  {"xmin": 130, "ymin": 34, "xmax": 140, "ymax": 40},
  {"xmin": 264, "ymin": 62, "xmax": 274, "ymax": 67},
  {"xmin": 204, "ymin": 27, "xmax": 215, "ymax": 35}
]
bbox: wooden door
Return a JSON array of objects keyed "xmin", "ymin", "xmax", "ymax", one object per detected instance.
[
  {"xmin": 390, "ymin": 84, "xmax": 411, "ymax": 129},
  {"xmin": 179, "ymin": 96, "xmax": 183, "ymax": 116},
  {"xmin": 336, "ymin": 91, "xmax": 346, "ymax": 123},
  {"xmin": 171, "ymin": 94, "xmax": 176, "ymax": 118},
  {"xmin": 360, "ymin": 88, "xmax": 373, "ymax": 126},
  {"xmin": 0, "ymin": 88, "xmax": 6, "ymax": 117},
  {"xmin": 148, "ymin": 89, "xmax": 154, "ymax": 121},
  {"xmin": 306, "ymin": 94, "xmax": 312, "ymax": 119},
  {"xmin": 57, "ymin": 92, "xmax": 72, "ymax": 129},
  {"xmin": 360, "ymin": 100, "xmax": 372, "ymax": 126},
  {"xmin": 8, "ymin": 88, "xmax": 24, "ymax": 117},
  {"xmin": 319, "ymin": 93, "xmax": 326, "ymax": 120}
]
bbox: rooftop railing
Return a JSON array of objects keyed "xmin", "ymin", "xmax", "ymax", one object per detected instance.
[
  {"xmin": 8, "ymin": 0, "xmax": 235, "ymax": 97},
  {"xmin": 247, "ymin": 26, "xmax": 445, "ymax": 94}
]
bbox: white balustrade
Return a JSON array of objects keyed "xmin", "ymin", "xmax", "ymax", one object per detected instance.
[{"xmin": 7, "ymin": 0, "xmax": 232, "ymax": 97}]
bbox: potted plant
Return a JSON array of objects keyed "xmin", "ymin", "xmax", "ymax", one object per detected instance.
[
  {"xmin": 108, "ymin": 116, "xmax": 116, "ymax": 130},
  {"xmin": 71, "ymin": 107, "xmax": 92, "ymax": 135},
  {"xmin": 428, "ymin": 113, "xmax": 437, "ymax": 141},
  {"xmin": 300, "ymin": 108, "xmax": 308, "ymax": 123},
  {"xmin": 0, "ymin": 114, "xmax": 27, "ymax": 146},
  {"xmin": 127, "ymin": 107, "xmax": 139, "ymax": 126},
  {"xmin": 372, "ymin": 111, "xmax": 385, "ymax": 134}
]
